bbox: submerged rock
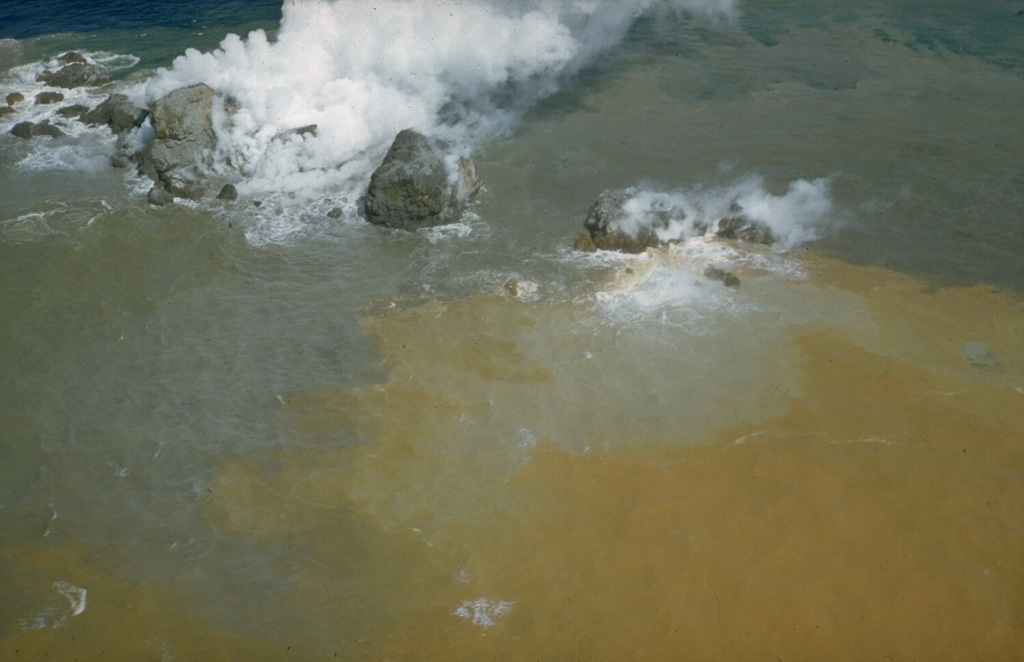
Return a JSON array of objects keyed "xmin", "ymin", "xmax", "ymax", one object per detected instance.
[
  {"xmin": 81, "ymin": 94, "xmax": 149, "ymax": 133},
  {"xmin": 703, "ymin": 266, "xmax": 741, "ymax": 288},
  {"xmin": 364, "ymin": 128, "xmax": 481, "ymax": 230},
  {"xmin": 37, "ymin": 62, "xmax": 110, "ymax": 89},
  {"xmin": 57, "ymin": 51, "xmax": 88, "ymax": 65}
]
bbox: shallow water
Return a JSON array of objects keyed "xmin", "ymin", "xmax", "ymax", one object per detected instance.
[{"xmin": 1, "ymin": 1, "xmax": 1023, "ymax": 660}]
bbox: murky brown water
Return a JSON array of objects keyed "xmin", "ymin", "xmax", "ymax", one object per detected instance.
[{"xmin": 4, "ymin": 253, "xmax": 1021, "ymax": 661}]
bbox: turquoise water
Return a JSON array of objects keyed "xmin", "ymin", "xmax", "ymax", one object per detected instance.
[{"xmin": 1, "ymin": 2, "xmax": 1023, "ymax": 659}]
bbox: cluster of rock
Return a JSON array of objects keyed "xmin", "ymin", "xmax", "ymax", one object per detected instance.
[
  {"xmin": 573, "ymin": 189, "xmax": 776, "ymax": 255},
  {"xmin": 569, "ymin": 189, "xmax": 781, "ymax": 288},
  {"xmin": 3, "ymin": 51, "xmax": 780, "ymax": 264},
  {"xmin": 7, "ymin": 52, "xmax": 482, "ymax": 217}
]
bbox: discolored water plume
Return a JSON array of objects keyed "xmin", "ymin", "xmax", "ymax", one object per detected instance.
[{"xmin": 6, "ymin": 255, "xmax": 1020, "ymax": 660}]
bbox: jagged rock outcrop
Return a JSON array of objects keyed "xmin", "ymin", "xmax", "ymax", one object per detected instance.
[
  {"xmin": 364, "ymin": 128, "xmax": 481, "ymax": 230},
  {"xmin": 134, "ymin": 84, "xmax": 216, "ymax": 202},
  {"xmin": 81, "ymin": 94, "xmax": 148, "ymax": 133}
]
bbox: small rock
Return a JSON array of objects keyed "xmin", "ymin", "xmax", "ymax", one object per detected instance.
[
  {"xmin": 327, "ymin": 207, "xmax": 343, "ymax": 219},
  {"xmin": 0, "ymin": 107, "xmax": 13, "ymax": 119},
  {"xmin": 110, "ymin": 153, "xmax": 131, "ymax": 168},
  {"xmin": 6, "ymin": 92, "xmax": 24, "ymax": 106},
  {"xmin": 35, "ymin": 91, "xmax": 65, "ymax": 105},
  {"xmin": 704, "ymin": 266, "xmax": 741, "ymax": 288},
  {"xmin": 58, "ymin": 104, "xmax": 90, "ymax": 118},
  {"xmin": 504, "ymin": 278, "xmax": 519, "ymax": 297},
  {"xmin": 217, "ymin": 184, "xmax": 238, "ymax": 201},
  {"xmin": 147, "ymin": 186, "xmax": 174, "ymax": 206}
]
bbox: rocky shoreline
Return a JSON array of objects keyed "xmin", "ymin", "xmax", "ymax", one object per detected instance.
[{"xmin": 6, "ymin": 52, "xmax": 781, "ymax": 268}]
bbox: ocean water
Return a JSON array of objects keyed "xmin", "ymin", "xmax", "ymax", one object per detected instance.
[{"xmin": 1, "ymin": 1, "xmax": 1023, "ymax": 660}]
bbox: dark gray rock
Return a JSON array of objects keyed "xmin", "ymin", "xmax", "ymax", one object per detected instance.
[
  {"xmin": 58, "ymin": 104, "xmax": 90, "ymax": 118},
  {"xmin": 35, "ymin": 91, "xmax": 64, "ymax": 105},
  {"xmin": 133, "ymin": 84, "xmax": 217, "ymax": 202},
  {"xmin": 364, "ymin": 128, "xmax": 481, "ymax": 230},
  {"xmin": 37, "ymin": 62, "xmax": 110, "ymax": 89},
  {"xmin": 80, "ymin": 94, "xmax": 148, "ymax": 133},
  {"xmin": 0, "ymin": 107, "xmax": 13, "ymax": 119},
  {"xmin": 147, "ymin": 185, "xmax": 175, "ymax": 206},
  {"xmin": 327, "ymin": 207, "xmax": 343, "ymax": 219},
  {"xmin": 6, "ymin": 92, "xmax": 24, "ymax": 106},
  {"xmin": 9, "ymin": 121, "xmax": 32, "ymax": 139},
  {"xmin": 10, "ymin": 121, "xmax": 64, "ymax": 139},
  {"xmin": 217, "ymin": 184, "xmax": 238, "ymax": 201}
]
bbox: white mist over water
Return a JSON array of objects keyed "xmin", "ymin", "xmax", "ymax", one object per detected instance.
[{"xmin": 131, "ymin": 0, "xmax": 736, "ymax": 196}]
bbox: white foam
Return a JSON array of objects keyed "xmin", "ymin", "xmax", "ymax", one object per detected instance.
[
  {"xmin": 131, "ymin": 0, "xmax": 735, "ymax": 198},
  {"xmin": 52, "ymin": 580, "xmax": 87, "ymax": 618},
  {"xmin": 453, "ymin": 597, "xmax": 515, "ymax": 628}
]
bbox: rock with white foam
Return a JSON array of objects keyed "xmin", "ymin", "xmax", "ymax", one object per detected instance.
[
  {"xmin": 579, "ymin": 189, "xmax": 669, "ymax": 253},
  {"xmin": 364, "ymin": 128, "xmax": 481, "ymax": 231},
  {"xmin": 36, "ymin": 54, "xmax": 110, "ymax": 89},
  {"xmin": 576, "ymin": 188, "xmax": 777, "ymax": 253}
]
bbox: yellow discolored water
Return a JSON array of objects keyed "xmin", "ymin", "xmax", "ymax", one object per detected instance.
[{"xmin": 2, "ymin": 254, "xmax": 1023, "ymax": 660}]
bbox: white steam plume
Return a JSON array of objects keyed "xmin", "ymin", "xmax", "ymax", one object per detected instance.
[{"xmin": 130, "ymin": 0, "xmax": 735, "ymax": 196}]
